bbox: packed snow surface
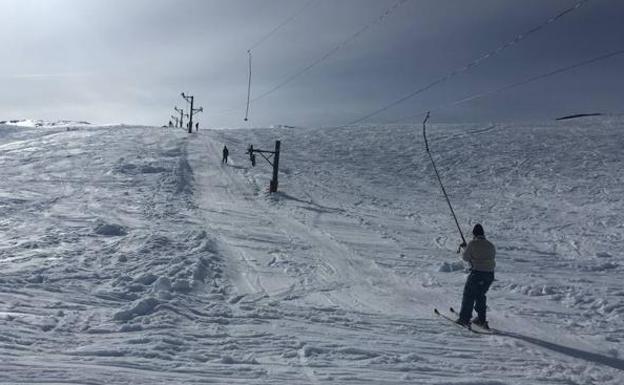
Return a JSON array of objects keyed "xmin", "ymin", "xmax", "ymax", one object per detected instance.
[{"xmin": 0, "ymin": 118, "xmax": 623, "ymax": 384}]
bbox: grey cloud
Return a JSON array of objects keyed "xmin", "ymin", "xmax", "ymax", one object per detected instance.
[{"xmin": 1, "ymin": 0, "xmax": 623, "ymax": 127}]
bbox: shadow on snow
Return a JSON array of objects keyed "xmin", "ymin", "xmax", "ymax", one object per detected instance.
[{"xmin": 495, "ymin": 329, "xmax": 624, "ymax": 371}]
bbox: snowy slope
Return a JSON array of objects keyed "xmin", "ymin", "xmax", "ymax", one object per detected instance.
[{"xmin": 0, "ymin": 119, "xmax": 623, "ymax": 384}]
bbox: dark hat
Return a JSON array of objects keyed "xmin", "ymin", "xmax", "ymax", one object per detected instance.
[{"xmin": 472, "ymin": 224, "xmax": 484, "ymax": 237}]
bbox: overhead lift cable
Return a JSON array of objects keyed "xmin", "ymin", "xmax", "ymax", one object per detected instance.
[
  {"xmin": 248, "ymin": 0, "xmax": 317, "ymax": 52},
  {"xmin": 248, "ymin": 0, "xmax": 410, "ymax": 106},
  {"xmin": 245, "ymin": 0, "xmax": 318, "ymax": 121},
  {"xmin": 345, "ymin": 0, "xmax": 590, "ymax": 126},
  {"xmin": 441, "ymin": 48, "xmax": 624, "ymax": 114},
  {"xmin": 384, "ymin": 48, "xmax": 624, "ymax": 126}
]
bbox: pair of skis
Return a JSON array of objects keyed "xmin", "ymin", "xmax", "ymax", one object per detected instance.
[{"xmin": 434, "ymin": 307, "xmax": 495, "ymax": 334}]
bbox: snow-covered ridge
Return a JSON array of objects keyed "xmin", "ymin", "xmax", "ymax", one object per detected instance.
[{"xmin": 0, "ymin": 119, "xmax": 91, "ymax": 127}]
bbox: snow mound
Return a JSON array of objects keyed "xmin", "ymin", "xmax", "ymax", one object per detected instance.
[
  {"xmin": 93, "ymin": 221, "xmax": 127, "ymax": 236},
  {"xmin": 113, "ymin": 297, "xmax": 160, "ymax": 321},
  {"xmin": 438, "ymin": 261, "xmax": 465, "ymax": 272}
]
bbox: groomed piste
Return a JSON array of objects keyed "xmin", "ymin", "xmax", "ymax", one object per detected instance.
[{"xmin": 0, "ymin": 117, "xmax": 622, "ymax": 384}]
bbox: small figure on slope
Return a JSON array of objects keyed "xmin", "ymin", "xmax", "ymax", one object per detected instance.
[
  {"xmin": 222, "ymin": 145, "xmax": 229, "ymax": 164},
  {"xmin": 456, "ymin": 224, "xmax": 496, "ymax": 329}
]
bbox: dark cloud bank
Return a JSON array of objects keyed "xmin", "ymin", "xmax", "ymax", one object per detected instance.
[{"xmin": 1, "ymin": 0, "xmax": 623, "ymax": 128}]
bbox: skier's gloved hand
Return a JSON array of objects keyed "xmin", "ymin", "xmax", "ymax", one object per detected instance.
[{"xmin": 459, "ymin": 242, "xmax": 467, "ymax": 249}]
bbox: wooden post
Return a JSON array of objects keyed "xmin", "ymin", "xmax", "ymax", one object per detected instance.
[
  {"xmin": 247, "ymin": 141, "xmax": 280, "ymax": 192},
  {"xmin": 181, "ymin": 93, "xmax": 202, "ymax": 133},
  {"xmin": 270, "ymin": 140, "xmax": 280, "ymax": 193},
  {"xmin": 188, "ymin": 96, "xmax": 194, "ymax": 134}
]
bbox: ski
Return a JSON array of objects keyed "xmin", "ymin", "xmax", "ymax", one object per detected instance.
[{"xmin": 434, "ymin": 308, "xmax": 480, "ymax": 334}]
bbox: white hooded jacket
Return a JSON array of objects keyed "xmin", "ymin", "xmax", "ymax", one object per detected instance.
[{"xmin": 462, "ymin": 235, "xmax": 496, "ymax": 272}]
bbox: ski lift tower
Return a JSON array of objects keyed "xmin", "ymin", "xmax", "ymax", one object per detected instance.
[
  {"xmin": 174, "ymin": 106, "xmax": 184, "ymax": 128},
  {"xmin": 181, "ymin": 93, "xmax": 203, "ymax": 134}
]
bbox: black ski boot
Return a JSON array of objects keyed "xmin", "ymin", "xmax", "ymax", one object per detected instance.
[
  {"xmin": 471, "ymin": 317, "xmax": 490, "ymax": 330},
  {"xmin": 455, "ymin": 318, "xmax": 471, "ymax": 328}
]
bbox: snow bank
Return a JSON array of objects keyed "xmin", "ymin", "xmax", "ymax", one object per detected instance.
[{"xmin": 113, "ymin": 297, "xmax": 160, "ymax": 321}]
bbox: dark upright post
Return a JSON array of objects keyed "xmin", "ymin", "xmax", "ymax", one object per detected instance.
[
  {"xmin": 270, "ymin": 140, "xmax": 281, "ymax": 193},
  {"xmin": 188, "ymin": 96, "xmax": 194, "ymax": 134}
]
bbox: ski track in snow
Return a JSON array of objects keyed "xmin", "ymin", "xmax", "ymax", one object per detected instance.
[{"xmin": 0, "ymin": 120, "xmax": 623, "ymax": 384}]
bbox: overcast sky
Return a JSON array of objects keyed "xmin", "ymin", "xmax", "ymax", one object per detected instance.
[{"xmin": 1, "ymin": 0, "xmax": 622, "ymax": 128}]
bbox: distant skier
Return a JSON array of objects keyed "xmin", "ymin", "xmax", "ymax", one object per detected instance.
[
  {"xmin": 222, "ymin": 145, "xmax": 229, "ymax": 164},
  {"xmin": 168, "ymin": 120, "xmax": 173, "ymax": 128},
  {"xmin": 195, "ymin": 122, "xmax": 199, "ymax": 132},
  {"xmin": 456, "ymin": 224, "xmax": 496, "ymax": 329}
]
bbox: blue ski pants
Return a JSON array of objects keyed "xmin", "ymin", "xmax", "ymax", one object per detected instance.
[{"xmin": 459, "ymin": 270, "xmax": 494, "ymax": 323}]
